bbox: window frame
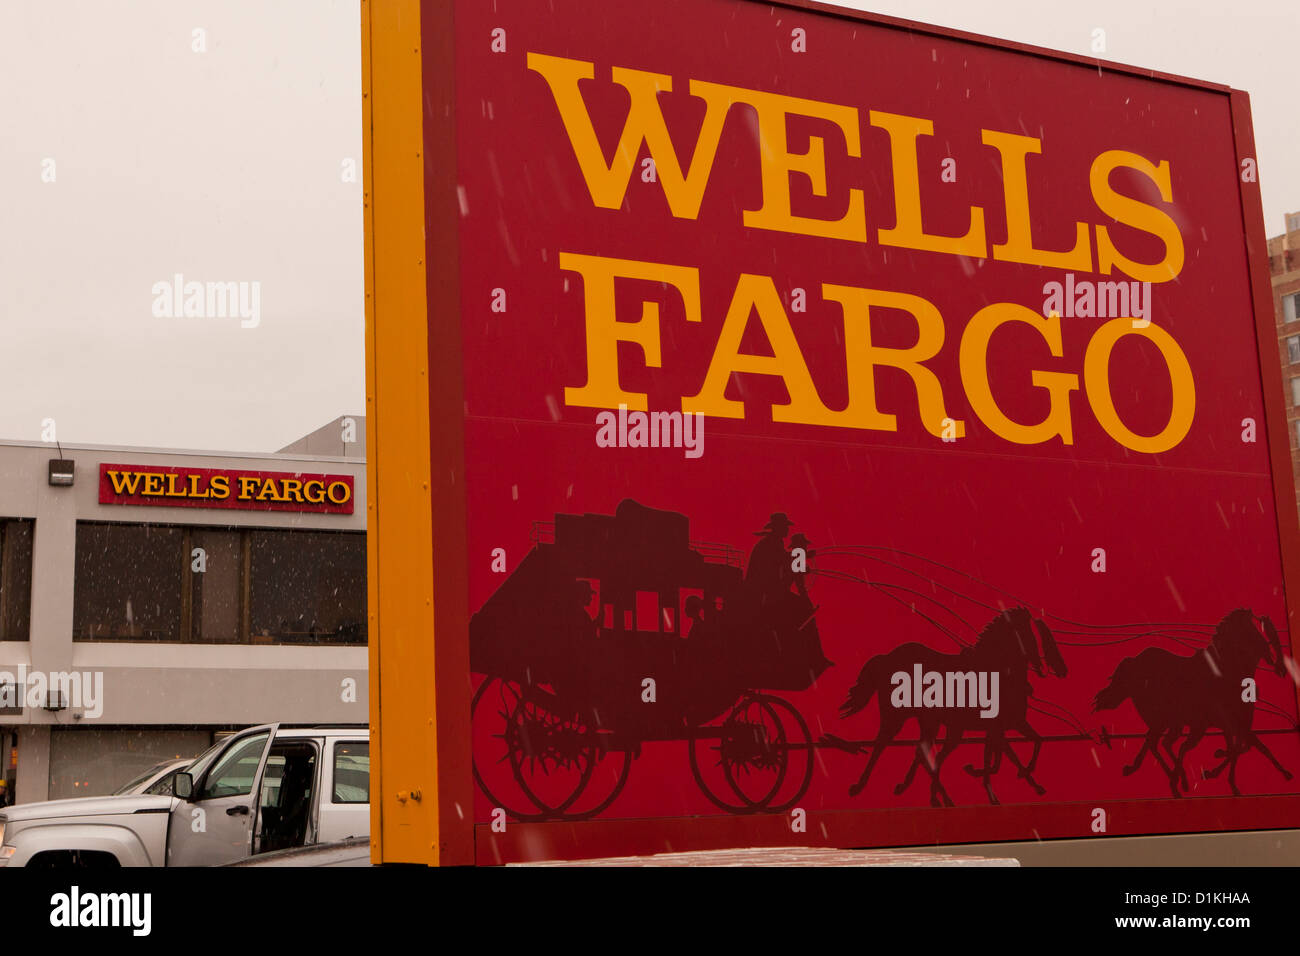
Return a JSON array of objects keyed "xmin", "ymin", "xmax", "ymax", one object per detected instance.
[
  {"xmin": 72, "ymin": 521, "xmax": 185, "ymax": 642},
  {"xmin": 330, "ymin": 740, "xmax": 370, "ymax": 805},
  {"xmin": 260, "ymin": 740, "xmax": 320, "ymax": 811},
  {"xmin": 72, "ymin": 519, "xmax": 366, "ymax": 646},
  {"xmin": 0, "ymin": 518, "xmax": 34, "ymax": 642},
  {"xmin": 195, "ymin": 731, "xmax": 272, "ymax": 801},
  {"xmin": 247, "ymin": 527, "xmax": 368, "ymax": 645}
]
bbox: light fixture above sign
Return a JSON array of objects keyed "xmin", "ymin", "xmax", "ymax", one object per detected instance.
[{"xmin": 47, "ymin": 459, "xmax": 75, "ymax": 486}]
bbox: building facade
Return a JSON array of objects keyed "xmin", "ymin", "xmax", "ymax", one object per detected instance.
[
  {"xmin": 278, "ymin": 415, "xmax": 366, "ymax": 459},
  {"xmin": 1268, "ymin": 213, "xmax": 1300, "ymax": 518},
  {"xmin": 0, "ymin": 436, "xmax": 366, "ymax": 804}
]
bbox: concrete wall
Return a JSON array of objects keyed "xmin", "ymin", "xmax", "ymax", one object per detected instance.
[{"xmin": 277, "ymin": 415, "xmax": 365, "ymax": 459}]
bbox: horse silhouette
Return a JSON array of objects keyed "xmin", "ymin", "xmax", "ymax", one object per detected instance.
[
  {"xmin": 840, "ymin": 607, "xmax": 1060, "ymax": 807},
  {"xmin": 1093, "ymin": 608, "xmax": 1291, "ymax": 796},
  {"xmin": 957, "ymin": 617, "xmax": 1067, "ymax": 804}
]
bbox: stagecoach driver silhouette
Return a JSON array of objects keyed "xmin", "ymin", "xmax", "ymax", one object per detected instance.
[{"xmin": 745, "ymin": 512, "xmax": 795, "ymax": 608}]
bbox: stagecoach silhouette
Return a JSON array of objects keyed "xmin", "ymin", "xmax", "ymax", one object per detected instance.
[
  {"xmin": 470, "ymin": 499, "xmax": 830, "ymax": 821},
  {"xmin": 471, "ymin": 502, "xmax": 1297, "ymax": 818}
]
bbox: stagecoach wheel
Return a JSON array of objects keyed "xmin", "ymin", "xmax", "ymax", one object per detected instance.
[
  {"xmin": 504, "ymin": 687, "xmax": 615, "ymax": 818},
  {"xmin": 689, "ymin": 726, "xmax": 754, "ymax": 814},
  {"xmin": 471, "ymin": 677, "xmax": 552, "ymax": 822},
  {"xmin": 755, "ymin": 694, "xmax": 815, "ymax": 812},
  {"xmin": 719, "ymin": 693, "xmax": 790, "ymax": 809},
  {"xmin": 688, "ymin": 692, "xmax": 787, "ymax": 813},
  {"xmin": 551, "ymin": 745, "xmax": 634, "ymax": 821}
]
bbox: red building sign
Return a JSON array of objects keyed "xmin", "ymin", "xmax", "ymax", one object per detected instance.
[{"xmin": 98, "ymin": 463, "xmax": 355, "ymax": 514}]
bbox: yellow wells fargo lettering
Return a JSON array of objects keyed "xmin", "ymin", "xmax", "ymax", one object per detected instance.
[
  {"xmin": 105, "ymin": 470, "xmax": 227, "ymax": 500},
  {"xmin": 527, "ymin": 53, "xmax": 1185, "ymax": 281},
  {"xmin": 234, "ymin": 475, "xmax": 350, "ymax": 504},
  {"xmin": 106, "ymin": 470, "xmax": 352, "ymax": 506},
  {"xmin": 535, "ymin": 52, "xmax": 1195, "ymax": 453},
  {"xmin": 560, "ymin": 253, "xmax": 1196, "ymax": 454}
]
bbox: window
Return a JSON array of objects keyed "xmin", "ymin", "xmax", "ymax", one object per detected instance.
[
  {"xmin": 144, "ymin": 770, "xmax": 184, "ymax": 796},
  {"xmin": 332, "ymin": 741, "xmax": 369, "ymax": 804},
  {"xmin": 260, "ymin": 745, "xmax": 316, "ymax": 810},
  {"xmin": 73, "ymin": 524, "xmax": 184, "ymax": 640},
  {"xmin": 74, "ymin": 522, "xmax": 366, "ymax": 645},
  {"xmin": 259, "ymin": 742, "xmax": 318, "ymax": 853},
  {"xmin": 1287, "ymin": 294, "xmax": 1300, "ymax": 324},
  {"xmin": 1288, "ymin": 336, "xmax": 1300, "ymax": 365},
  {"xmin": 260, "ymin": 754, "xmax": 288, "ymax": 808},
  {"xmin": 190, "ymin": 529, "xmax": 241, "ymax": 642},
  {"xmin": 1291, "ymin": 378, "xmax": 1300, "ymax": 407},
  {"xmin": 250, "ymin": 530, "xmax": 366, "ymax": 644},
  {"xmin": 197, "ymin": 732, "xmax": 269, "ymax": 800},
  {"xmin": 0, "ymin": 519, "xmax": 33, "ymax": 641},
  {"xmin": 1294, "ymin": 420, "xmax": 1300, "ymax": 447},
  {"xmin": 114, "ymin": 763, "xmax": 167, "ymax": 795}
]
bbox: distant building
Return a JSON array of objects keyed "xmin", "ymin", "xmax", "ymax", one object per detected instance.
[
  {"xmin": 0, "ymin": 425, "xmax": 366, "ymax": 805},
  {"xmin": 278, "ymin": 415, "xmax": 365, "ymax": 459},
  {"xmin": 1267, "ymin": 217, "xmax": 1300, "ymax": 519}
]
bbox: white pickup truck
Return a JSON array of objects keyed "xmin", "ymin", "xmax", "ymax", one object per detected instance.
[{"xmin": 0, "ymin": 723, "xmax": 369, "ymax": 867}]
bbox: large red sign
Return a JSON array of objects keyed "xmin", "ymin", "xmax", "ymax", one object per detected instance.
[
  {"xmin": 383, "ymin": 0, "xmax": 1300, "ymax": 863},
  {"xmin": 98, "ymin": 463, "xmax": 355, "ymax": 514}
]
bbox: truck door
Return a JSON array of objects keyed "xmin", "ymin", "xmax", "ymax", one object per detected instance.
[{"xmin": 167, "ymin": 723, "xmax": 279, "ymax": 867}]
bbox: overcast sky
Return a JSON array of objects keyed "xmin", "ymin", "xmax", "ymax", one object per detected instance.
[{"xmin": 0, "ymin": 0, "xmax": 1295, "ymax": 453}]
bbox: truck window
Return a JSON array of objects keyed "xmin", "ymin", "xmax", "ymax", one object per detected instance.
[
  {"xmin": 332, "ymin": 741, "xmax": 369, "ymax": 804},
  {"xmin": 259, "ymin": 742, "xmax": 318, "ymax": 854},
  {"xmin": 259, "ymin": 755, "xmax": 287, "ymax": 807},
  {"xmin": 197, "ymin": 732, "xmax": 269, "ymax": 800},
  {"xmin": 144, "ymin": 769, "xmax": 183, "ymax": 796}
]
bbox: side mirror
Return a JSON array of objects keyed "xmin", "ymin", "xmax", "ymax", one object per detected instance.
[{"xmin": 174, "ymin": 772, "xmax": 194, "ymax": 800}]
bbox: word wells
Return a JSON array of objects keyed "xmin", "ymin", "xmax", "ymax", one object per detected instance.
[{"xmin": 530, "ymin": 52, "xmax": 1185, "ymax": 281}]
